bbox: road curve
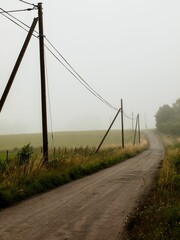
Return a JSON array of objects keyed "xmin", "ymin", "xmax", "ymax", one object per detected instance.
[{"xmin": 0, "ymin": 131, "xmax": 164, "ymax": 240}]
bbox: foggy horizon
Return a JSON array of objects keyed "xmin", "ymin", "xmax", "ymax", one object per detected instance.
[{"xmin": 0, "ymin": 0, "xmax": 180, "ymax": 135}]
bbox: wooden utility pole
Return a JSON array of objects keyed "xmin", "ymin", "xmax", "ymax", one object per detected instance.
[
  {"xmin": 121, "ymin": 99, "xmax": 124, "ymax": 148},
  {"xmin": 0, "ymin": 18, "xmax": 38, "ymax": 112},
  {"xmin": 95, "ymin": 108, "xmax": 121, "ymax": 153},
  {"xmin": 133, "ymin": 114, "xmax": 138, "ymax": 146},
  {"xmin": 138, "ymin": 114, "xmax": 141, "ymax": 143},
  {"xmin": 38, "ymin": 3, "xmax": 48, "ymax": 163},
  {"xmin": 133, "ymin": 113, "xmax": 140, "ymax": 145},
  {"xmin": 132, "ymin": 112, "xmax": 134, "ymax": 132}
]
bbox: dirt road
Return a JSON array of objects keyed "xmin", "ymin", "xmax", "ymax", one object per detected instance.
[{"xmin": 0, "ymin": 131, "xmax": 164, "ymax": 240}]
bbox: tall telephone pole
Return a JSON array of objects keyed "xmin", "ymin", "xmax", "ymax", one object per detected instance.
[
  {"xmin": 121, "ymin": 99, "xmax": 125, "ymax": 149},
  {"xmin": 38, "ymin": 3, "xmax": 48, "ymax": 163}
]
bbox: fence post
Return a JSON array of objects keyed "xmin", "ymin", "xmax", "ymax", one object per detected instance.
[
  {"xmin": 54, "ymin": 147, "xmax": 56, "ymax": 159},
  {"xmin": 6, "ymin": 150, "xmax": 9, "ymax": 162}
]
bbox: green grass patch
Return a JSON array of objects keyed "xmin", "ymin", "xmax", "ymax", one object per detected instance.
[{"xmin": 125, "ymin": 134, "xmax": 180, "ymax": 240}]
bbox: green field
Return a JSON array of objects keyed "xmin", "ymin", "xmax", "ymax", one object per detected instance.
[{"xmin": 0, "ymin": 130, "xmax": 136, "ymax": 150}]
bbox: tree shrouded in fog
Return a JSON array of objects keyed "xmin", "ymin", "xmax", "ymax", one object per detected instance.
[{"xmin": 155, "ymin": 99, "xmax": 180, "ymax": 135}]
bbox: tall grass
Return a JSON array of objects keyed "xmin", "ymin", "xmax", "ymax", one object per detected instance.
[
  {"xmin": 0, "ymin": 141, "xmax": 147, "ymax": 209},
  {"xmin": 126, "ymin": 134, "xmax": 180, "ymax": 240}
]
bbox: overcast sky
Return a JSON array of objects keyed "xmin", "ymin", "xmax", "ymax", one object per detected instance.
[{"xmin": 0, "ymin": 0, "xmax": 180, "ymax": 134}]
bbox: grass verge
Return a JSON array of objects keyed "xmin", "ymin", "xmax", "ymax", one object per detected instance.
[
  {"xmin": 125, "ymin": 136, "xmax": 180, "ymax": 240},
  {"xmin": 0, "ymin": 141, "xmax": 147, "ymax": 209}
]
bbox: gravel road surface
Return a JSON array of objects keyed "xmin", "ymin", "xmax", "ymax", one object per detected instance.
[{"xmin": 0, "ymin": 131, "xmax": 164, "ymax": 240}]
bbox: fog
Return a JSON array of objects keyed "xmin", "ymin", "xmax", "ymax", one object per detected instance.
[{"xmin": 0, "ymin": 0, "xmax": 180, "ymax": 134}]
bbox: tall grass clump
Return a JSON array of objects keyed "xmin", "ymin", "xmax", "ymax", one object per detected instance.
[
  {"xmin": 0, "ymin": 140, "xmax": 147, "ymax": 209},
  {"xmin": 126, "ymin": 136, "xmax": 180, "ymax": 240}
]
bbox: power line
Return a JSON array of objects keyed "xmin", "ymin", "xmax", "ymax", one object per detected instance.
[
  {"xmin": 0, "ymin": 8, "xmax": 35, "ymax": 13},
  {"xmin": 0, "ymin": 7, "xmax": 38, "ymax": 37},
  {"xmin": 45, "ymin": 44, "xmax": 118, "ymax": 110},
  {"xmin": 19, "ymin": 0, "xmax": 37, "ymax": 7},
  {"xmin": 0, "ymin": 8, "xmax": 118, "ymax": 111},
  {"xmin": 123, "ymin": 111, "xmax": 134, "ymax": 120},
  {"xmin": 0, "ymin": 9, "xmax": 30, "ymax": 33},
  {"xmin": 44, "ymin": 40, "xmax": 118, "ymax": 111},
  {"xmin": 44, "ymin": 37, "xmax": 118, "ymax": 111}
]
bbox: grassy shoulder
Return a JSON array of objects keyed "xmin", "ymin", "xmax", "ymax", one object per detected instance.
[
  {"xmin": 0, "ymin": 141, "xmax": 147, "ymax": 209},
  {"xmin": 125, "ymin": 133, "xmax": 180, "ymax": 240}
]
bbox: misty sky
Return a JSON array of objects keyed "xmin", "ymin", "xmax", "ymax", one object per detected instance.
[{"xmin": 0, "ymin": 0, "xmax": 180, "ymax": 134}]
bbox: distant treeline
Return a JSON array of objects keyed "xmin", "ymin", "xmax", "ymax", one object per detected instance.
[{"xmin": 155, "ymin": 98, "xmax": 180, "ymax": 135}]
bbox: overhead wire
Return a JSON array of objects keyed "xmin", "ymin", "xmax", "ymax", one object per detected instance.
[
  {"xmin": 0, "ymin": 7, "xmax": 38, "ymax": 37},
  {"xmin": 19, "ymin": 0, "xmax": 37, "ymax": 7},
  {"xmin": 0, "ymin": 8, "xmax": 35, "ymax": 13},
  {"xmin": 44, "ymin": 37, "xmax": 118, "ymax": 111},
  {"xmin": 123, "ymin": 111, "xmax": 134, "ymax": 120},
  {"xmin": 44, "ymin": 44, "xmax": 118, "ymax": 111},
  {"xmin": 0, "ymin": 8, "xmax": 32, "ymax": 33},
  {"xmin": 0, "ymin": 7, "xmax": 118, "ymax": 111}
]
